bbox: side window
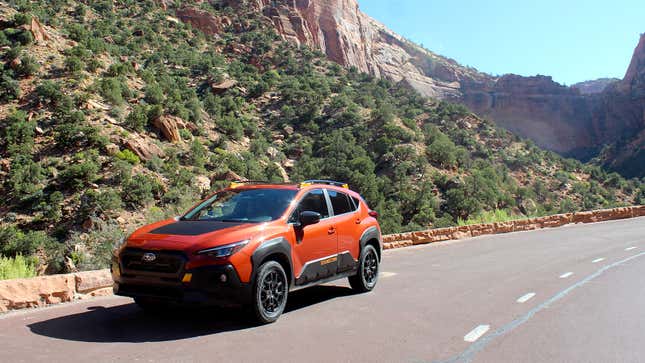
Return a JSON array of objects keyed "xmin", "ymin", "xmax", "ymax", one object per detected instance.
[
  {"xmin": 327, "ymin": 190, "xmax": 352, "ymax": 216},
  {"xmin": 350, "ymin": 196, "xmax": 360, "ymax": 211},
  {"xmin": 290, "ymin": 189, "xmax": 330, "ymax": 222}
]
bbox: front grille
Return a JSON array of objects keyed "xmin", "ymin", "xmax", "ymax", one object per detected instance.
[{"xmin": 120, "ymin": 248, "xmax": 186, "ymax": 275}]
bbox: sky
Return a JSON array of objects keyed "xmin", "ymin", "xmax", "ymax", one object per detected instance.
[{"xmin": 359, "ymin": 0, "xmax": 644, "ymax": 85}]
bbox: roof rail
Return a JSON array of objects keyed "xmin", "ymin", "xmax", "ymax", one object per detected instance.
[
  {"xmin": 302, "ymin": 180, "xmax": 349, "ymax": 189},
  {"xmin": 228, "ymin": 180, "xmax": 294, "ymax": 188}
]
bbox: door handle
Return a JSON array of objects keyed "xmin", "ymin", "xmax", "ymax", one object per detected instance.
[{"xmin": 328, "ymin": 227, "xmax": 336, "ymax": 235}]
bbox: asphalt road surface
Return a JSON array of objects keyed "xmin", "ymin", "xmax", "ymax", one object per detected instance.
[{"xmin": 2, "ymin": 217, "xmax": 644, "ymax": 363}]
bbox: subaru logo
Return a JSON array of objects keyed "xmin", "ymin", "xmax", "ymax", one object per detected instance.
[{"xmin": 142, "ymin": 253, "xmax": 156, "ymax": 263}]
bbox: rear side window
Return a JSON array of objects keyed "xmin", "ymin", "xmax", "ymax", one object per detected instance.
[
  {"xmin": 292, "ymin": 189, "xmax": 330, "ymax": 220},
  {"xmin": 351, "ymin": 196, "xmax": 361, "ymax": 211},
  {"xmin": 327, "ymin": 190, "xmax": 353, "ymax": 215}
]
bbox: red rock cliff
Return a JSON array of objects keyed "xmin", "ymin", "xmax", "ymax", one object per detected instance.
[{"xmin": 171, "ymin": 1, "xmax": 644, "ymax": 175}]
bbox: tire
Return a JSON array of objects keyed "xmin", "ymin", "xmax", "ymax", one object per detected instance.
[
  {"xmin": 251, "ymin": 261, "xmax": 289, "ymax": 324},
  {"xmin": 348, "ymin": 244, "xmax": 379, "ymax": 293},
  {"xmin": 134, "ymin": 297, "xmax": 169, "ymax": 313}
]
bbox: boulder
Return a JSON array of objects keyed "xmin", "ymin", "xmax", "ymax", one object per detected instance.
[
  {"xmin": 104, "ymin": 143, "xmax": 119, "ymax": 156},
  {"xmin": 210, "ymin": 79, "xmax": 238, "ymax": 94},
  {"xmin": 176, "ymin": 7, "xmax": 230, "ymax": 35},
  {"xmin": 273, "ymin": 162, "xmax": 289, "ymax": 182},
  {"xmin": 212, "ymin": 170, "xmax": 245, "ymax": 183},
  {"xmin": 124, "ymin": 137, "xmax": 165, "ymax": 161},
  {"xmin": 152, "ymin": 115, "xmax": 182, "ymax": 143},
  {"xmin": 194, "ymin": 175, "xmax": 211, "ymax": 192}
]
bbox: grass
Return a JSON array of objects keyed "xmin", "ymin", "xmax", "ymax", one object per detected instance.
[
  {"xmin": 0, "ymin": 255, "xmax": 37, "ymax": 280},
  {"xmin": 457, "ymin": 209, "xmax": 526, "ymax": 226}
]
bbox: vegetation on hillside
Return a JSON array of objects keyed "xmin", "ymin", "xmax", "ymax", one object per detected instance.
[{"xmin": 0, "ymin": 0, "xmax": 643, "ymax": 277}]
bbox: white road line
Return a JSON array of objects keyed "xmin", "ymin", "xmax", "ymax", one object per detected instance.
[
  {"xmin": 625, "ymin": 247, "xmax": 637, "ymax": 251},
  {"xmin": 592, "ymin": 258, "xmax": 605, "ymax": 263},
  {"xmin": 516, "ymin": 292, "xmax": 536, "ymax": 303},
  {"xmin": 464, "ymin": 325, "xmax": 490, "ymax": 342},
  {"xmin": 380, "ymin": 271, "xmax": 397, "ymax": 278},
  {"xmin": 559, "ymin": 272, "xmax": 573, "ymax": 279}
]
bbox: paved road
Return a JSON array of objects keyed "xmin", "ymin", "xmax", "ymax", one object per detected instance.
[{"xmin": 2, "ymin": 217, "xmax": 644, "ymax": 363}]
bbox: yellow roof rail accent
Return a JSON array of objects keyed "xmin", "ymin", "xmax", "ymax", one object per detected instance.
[
  {"xmin": 342, "ymin": 183, "xmax": 349, "ymax": 189},
  {"xmin": 299, "ymin": 182, "xmax": 313, "ymax": 188},
  {"xmin": 229, "ymin": 182, "xmax": 244, "ymax": 188}
]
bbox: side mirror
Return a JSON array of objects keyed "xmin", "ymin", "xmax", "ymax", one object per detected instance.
[{"xmin": 298, "ymin": 211, "xmax": 321, "ymax": 227}]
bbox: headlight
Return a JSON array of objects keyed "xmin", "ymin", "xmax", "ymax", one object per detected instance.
[{"xmin": 197, "ymin": 240, "xmax": 250, "ymax": 258}]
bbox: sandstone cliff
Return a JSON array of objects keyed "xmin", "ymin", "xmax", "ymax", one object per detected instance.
[{"xmin": 172, "ymin": 1, "xmax": 644, "ymax": 176}]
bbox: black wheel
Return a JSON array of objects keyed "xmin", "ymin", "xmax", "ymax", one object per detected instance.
[
  {"xmin": 134, "ymin": 297, "xmax": 169, "ymax": 313},
  {"xmin": 251, "ymin": 261, "xmax": 288, "ymax": 324},
  {"xmin": 349, "ymin": 245, "xmax": 379, "ymax": 292}
]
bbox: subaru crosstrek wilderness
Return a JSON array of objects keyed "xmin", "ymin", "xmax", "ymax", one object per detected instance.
[{"xmin": 112, "ymin": 180, "xmax": 382, "ymax": 323}]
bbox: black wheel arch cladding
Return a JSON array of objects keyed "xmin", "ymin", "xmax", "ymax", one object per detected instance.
[
  {"xmin": 251, "ymin": 237, "xmax": 294, "ymax": 286},
  {"xmin": 359, "ymin": 226, "xmax": 382, "ymax": 259}
]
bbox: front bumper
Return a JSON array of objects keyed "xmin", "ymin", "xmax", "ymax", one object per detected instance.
[{"xmin": 112, "ymin": 257, "xmax": 252, "ymax": 306}]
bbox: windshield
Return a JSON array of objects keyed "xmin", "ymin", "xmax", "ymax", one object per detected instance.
[{"xmin": 182, "ymin": 188, "xmax": 297, "ymax": 223}]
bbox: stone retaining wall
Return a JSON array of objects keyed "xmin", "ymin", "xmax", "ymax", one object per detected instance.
[
  {"xmin": 0, "ymin": 205, "xmax": 643, "ymax": 313},
  {"xmin": 0, "ymin": 269, "xmax": 111, "ymax": 313},
  {"xmin": 383, "ymin": 205, "xmax": 645, "ymax": 250}
]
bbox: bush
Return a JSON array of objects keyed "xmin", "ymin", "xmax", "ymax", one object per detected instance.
[
  {"xmin": 121, "ymin": 174, "xmax": 163, "ymax": 207},
  {"xmin": 35, "ymin": 81, "xmax": 65, "ymax": 106},
  {"xmin": 124, "ymin": 105, "xmax": 149, "ymax": 131},
  {"xmin": 0, "ymin": 226, "xmax": 57, "ymax": 259},
  {"xmin": 64, "ymin": 55, "xmax": 83, "ymax": 74},
  {"xmin": 98, "ymin": 77, "xmax": 125, "ymax": 105},
  {"xmin": 144, "ymin": 83, "xmax": 164, "ymax": 104},
  {"xmin": 0, "ymin": 74, "xmax": 21, "ymax": 102},
  {"xmin": 59, "ymin": 152, "xmax": 100, "ymax": 189},
  {"xmin": 7, "ymin": 155, "xmax": 43, "ymax": 198},
  {"xmin": 115, "ymin": 149, "xmax": 140, "ymax": 164},
  {"xmin": 67, "ymin": 221, "xmax": 124, "ymax": 271},
  {"xmin": 0, "ymin": 255, "xmax": 37, "ymax": 280}
]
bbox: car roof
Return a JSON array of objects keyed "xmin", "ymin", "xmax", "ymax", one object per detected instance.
[{"xmin": 228, "ymin": 182, "xmax": 360, "ymax": 195}]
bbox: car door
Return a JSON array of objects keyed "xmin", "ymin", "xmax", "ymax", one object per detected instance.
[
  {"xmin": 326, "ymin": 189, "xmax": 361, "ymax": 273},
  {"xmin": 289, "ymin": 189, "xmax": 339, "ymax": 285}
]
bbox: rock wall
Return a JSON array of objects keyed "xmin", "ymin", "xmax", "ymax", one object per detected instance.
[
  {"xmin": 0, "ymin": 270, "xmax": 112, "ymax": 313},
  {"xmin": 383, "ymin": 205, "xmax": 645, "ymax": 250}
]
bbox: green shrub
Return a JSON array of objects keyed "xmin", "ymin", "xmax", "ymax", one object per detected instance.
[
  {"xmin": 7, "ymin": 155, "xmax": 43, "ymax": 198},
  {"xmin": 98, "ymin": 77, "xmax": 125, "ymax": 105},
  {"xmin": 0, "ymin": 226, "xmax": 57, "ymax": 259},
  {"xmin": 66, "ymin": 220, "xmax": 124, "ymax": 271},
  {"xmin": 121, "ymin": 174, "xmax": 162, "ymax": 207},
  {"xmin": 115, "ymin": 149, "xmax": 140, "ymax": 164},
  {"xmin": 3, "ymin": 110, "xmax": 35, "ymax": 156},
  {"xmin": 144, "ymin": 83, "xmax": 164, "ymax": 104},
  {"xmin": 59, "ymin": 152, "xmax": 100, "ymax": 190},
  {"xmin": 64, "ymin": 55, "xmax": 83, "ymax": 74},
  {"xmin": 0, "ymin": 255, "xmax": 37, "ymax": 280},
  {"xmin": 0, "ymin": 74, "xmax": 21, "ymax": 102},
  {"xmin": 124, "ymin": 105, "xmax": 149, "ymax": 131},
  {"xmin": 35, "ymin": 81, "xmax": 65, "ymax": 106}
]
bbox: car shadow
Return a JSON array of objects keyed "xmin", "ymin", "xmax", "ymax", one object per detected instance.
[{"xmin": 28, "ymin": 285, "xmax": 355, "ymax": 343}]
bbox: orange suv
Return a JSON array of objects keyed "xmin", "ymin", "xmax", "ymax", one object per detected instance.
[{"xmin": 112, "ymin": 180, "xmax": 382, "ymax": 323}]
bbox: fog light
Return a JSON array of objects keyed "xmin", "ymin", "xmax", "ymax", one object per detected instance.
[
  {"xmin": 220, "ymin": 273, "xmax": 227, "ymax": 283},
  {"xmin": 182, "ymin": 273, "xmax": 192, "ymax": 283}
]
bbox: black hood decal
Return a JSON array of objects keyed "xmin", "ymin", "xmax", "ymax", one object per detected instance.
[{"xmin": 148, "ymin": 221, "xmax": 246, "ymax": 236}]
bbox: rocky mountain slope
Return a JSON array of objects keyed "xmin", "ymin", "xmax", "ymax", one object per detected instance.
[
  {"xmin": 252, "ymin": 0, "xmax": 644, "ymax": 177},
  {"xmin": 0, "ymin": 1, "xmax": 642, "ymax": 276}
]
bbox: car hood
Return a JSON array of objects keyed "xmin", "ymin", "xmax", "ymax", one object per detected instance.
[{"xmin": 126, "ymin": 219, "xmax": 261, "ymax": 253}]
